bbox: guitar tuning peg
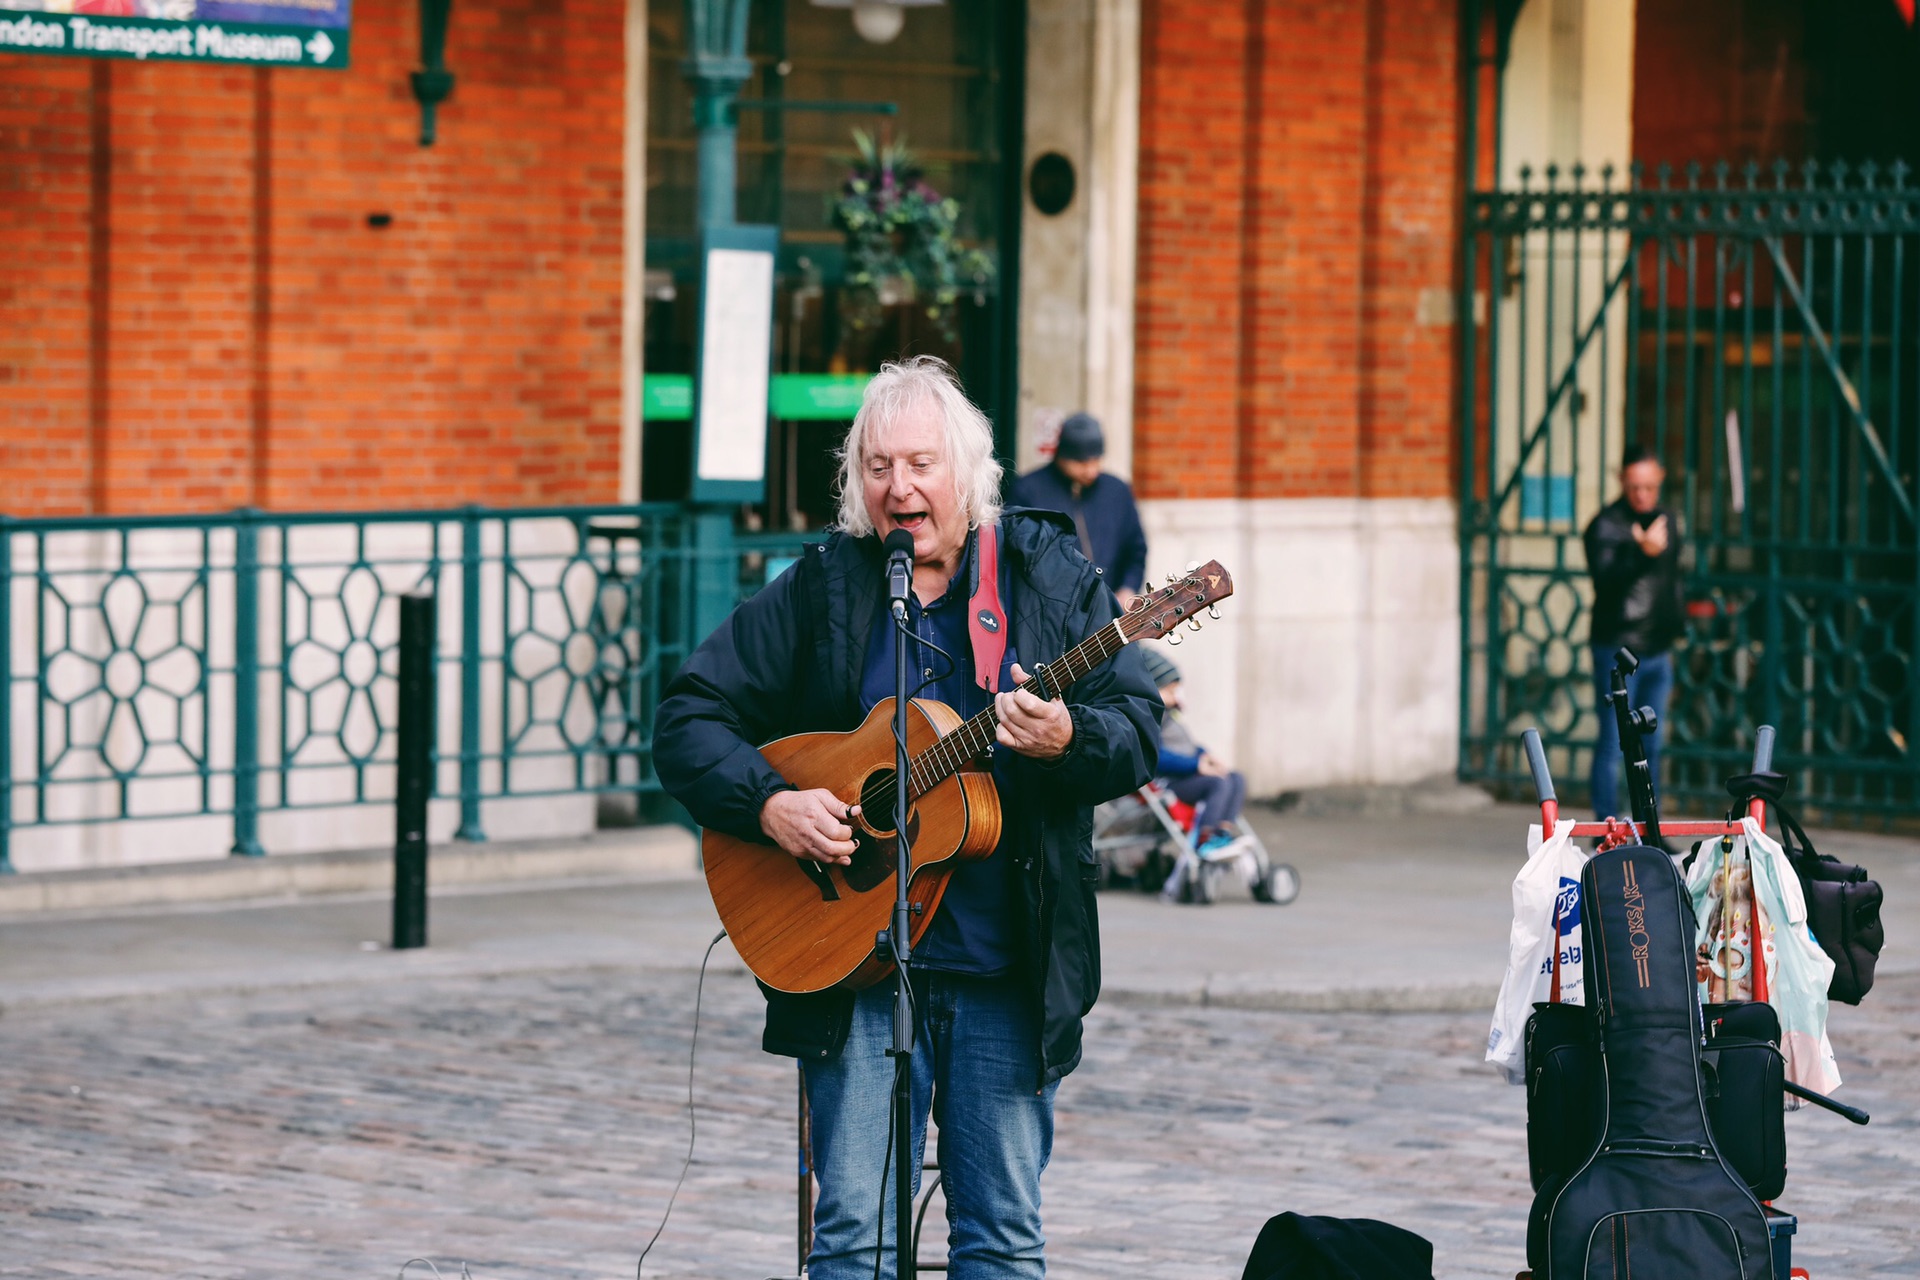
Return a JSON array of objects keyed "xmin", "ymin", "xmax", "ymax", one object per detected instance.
[
  {"xmin": 1186, "ymin": 617, "xmax": 1203, "ymax": 632},
  {"xmin": 1208, "ymin": 605, "xmax": 1221, "ymax": 620},
  {"xmin": 1185, "ymin": 560, "xmax": 1200, "ymax": 573},
  {"xmin": 1165, "ymin": 629, "xmax": 1183, "ymax": 646},
  {"xmin": 1165, "ymin": 570, "xmax": 1178, "ymax": 585}
]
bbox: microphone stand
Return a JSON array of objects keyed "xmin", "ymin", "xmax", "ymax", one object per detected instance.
[
  {"xmin": 1606, "ymin": 647, "xmax": 1667, "ymax": 848},
  {"xmin": 886, "ymin": 578, "xmax": 916, "ymax": 1280}
]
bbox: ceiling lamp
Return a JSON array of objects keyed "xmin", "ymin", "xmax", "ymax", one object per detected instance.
[{"xmin": 811, "ymin": 0, "xmax": 943, "ymax": 46}]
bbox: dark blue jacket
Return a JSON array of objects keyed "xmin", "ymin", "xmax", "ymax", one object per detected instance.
[
  {"xmin": 652, "ymin": 509, "xmax": 1162, "ymax": 1087},
  {"xmin": 1008, "ymin": 464, "xmax": 1150, "ymax": 594}
]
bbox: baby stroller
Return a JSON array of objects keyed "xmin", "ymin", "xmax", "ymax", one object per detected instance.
[{"xmin": 1093, "ymin": 780, "xmax": 1299, "ymax": 906}]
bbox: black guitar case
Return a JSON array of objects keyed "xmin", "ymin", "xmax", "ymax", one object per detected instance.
[{"xmin": 1528, "ymin": 844, "xmax": 1773, "ymax": 1279}]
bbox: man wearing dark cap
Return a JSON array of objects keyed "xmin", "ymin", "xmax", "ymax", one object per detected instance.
[{"xmin": 1009, "ymin": 412, "xmax": 1150, "ymax": 608}]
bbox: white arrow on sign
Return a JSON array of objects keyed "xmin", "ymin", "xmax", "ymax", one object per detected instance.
[{"xmin": 306, "ymin": 31, "xmax": 333, "ymax": 63}]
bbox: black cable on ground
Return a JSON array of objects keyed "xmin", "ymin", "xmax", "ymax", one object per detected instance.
[{"xmin": 636, "ymin": 927, "xmax": 730, "ymax": 1279}]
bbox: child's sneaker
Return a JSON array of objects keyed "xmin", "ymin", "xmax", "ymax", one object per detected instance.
[{"xmin": 1196, "ymin": 830, "xmax": 1238, "ymax": 858}]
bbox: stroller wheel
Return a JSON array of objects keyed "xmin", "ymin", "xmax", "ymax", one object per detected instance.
[
  {"xmin": 1252, "ymin": 862, "xmax": 1301, "ymax": 905},
  {"xmin": 1184, "ymin": 856, "xmax": 1214, "ymax": 905}
]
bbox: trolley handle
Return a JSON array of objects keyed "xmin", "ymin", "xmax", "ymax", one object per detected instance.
[
  {"xmin": 1744, "ymin": 725, "xmax": 1779, "ymax": 826},
  {"xmin": 1522, "ymin": 728, "xmax": 1559, "ymax": 830}
]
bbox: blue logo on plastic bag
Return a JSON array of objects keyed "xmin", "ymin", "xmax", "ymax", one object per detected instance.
[{"xmin": 1554, "ymin": 877, "xmax": 1582, "ymax": 931}]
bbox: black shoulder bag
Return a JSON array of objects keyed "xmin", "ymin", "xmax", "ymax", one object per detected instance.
[{"xmin": 1725, "ymin": 770, "xmax": 1885, "ymax": 1006}]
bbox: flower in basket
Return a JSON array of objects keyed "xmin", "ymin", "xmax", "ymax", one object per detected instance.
[{"xmin": 831, "ymin": 128, "xmax": 996, "ymax": 341}]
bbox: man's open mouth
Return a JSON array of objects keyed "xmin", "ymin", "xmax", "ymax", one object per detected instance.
[{"xmin": 891, "ymin": 512, "xmax": 928, "ymax": 532}]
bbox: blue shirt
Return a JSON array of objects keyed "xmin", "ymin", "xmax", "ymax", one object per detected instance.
[{"xmin": 859, "ymin": 533, "xmax": 1020, "ymax": 976}]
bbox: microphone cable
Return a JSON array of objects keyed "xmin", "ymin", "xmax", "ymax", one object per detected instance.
[{"xmin": 636, "ymin": 927, "xmax": 730, "ymax": 1279}]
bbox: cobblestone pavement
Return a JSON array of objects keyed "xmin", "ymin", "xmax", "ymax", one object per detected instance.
[{"xmin": 4, "ymin": 963, "xmax": 1914, "ymax": 1279}]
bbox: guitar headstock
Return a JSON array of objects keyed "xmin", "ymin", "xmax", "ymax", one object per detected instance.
[{"xmin": 1119, "ymin": 560, "xmax": 1233, "ymax": 645}]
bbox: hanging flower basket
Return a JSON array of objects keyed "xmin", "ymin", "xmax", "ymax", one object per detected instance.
[{"xmin": 831, "ymin": 129, "xmax": 995, "ymax": 341}]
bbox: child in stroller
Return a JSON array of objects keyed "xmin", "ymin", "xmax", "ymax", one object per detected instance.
[
  {"xmin": 1092, "ymin": 648, "xmax": 1298, "ymax": 904},
  {"xmin": 1144, "ymin": 648, "xmax": 1248, "ymax": 846}
]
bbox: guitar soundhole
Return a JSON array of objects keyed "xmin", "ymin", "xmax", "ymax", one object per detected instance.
[
  {"xmin": 858, "ymin": 769, "xmax": 900, "ymax": 835},
  {"xmin": 848, "ymin": 768, "xmax": 916, "ymax": 894}
]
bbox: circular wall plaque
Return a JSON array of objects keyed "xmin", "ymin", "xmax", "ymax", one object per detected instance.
[{"xmin": 1028, "ymin": 151, "xmax": 1076, "ymax": 217}]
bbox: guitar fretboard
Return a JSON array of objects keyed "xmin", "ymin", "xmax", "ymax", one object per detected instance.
[{"xmin": 904, "ymin": 617, "xmax": 1131, "ymax": 798}]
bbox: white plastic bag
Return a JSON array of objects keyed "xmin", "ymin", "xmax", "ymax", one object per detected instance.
[
  {"xmin": 1687, "ymin": 816, "xmax": 1840, "ymax": 1095},
  {"xmin": 1488, "ymin": 819, "xmax": 1587, "ymax": 1084}
]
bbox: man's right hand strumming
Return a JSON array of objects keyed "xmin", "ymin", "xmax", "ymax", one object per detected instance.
[{"xmin": 761, "ymin": 788, "xmax": 860, "ymax": 865}]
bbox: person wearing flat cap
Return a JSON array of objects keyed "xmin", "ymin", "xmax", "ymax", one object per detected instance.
[{"xmin": 1009, "ymin": 412, "xmax": 1150, "ymax": 609}]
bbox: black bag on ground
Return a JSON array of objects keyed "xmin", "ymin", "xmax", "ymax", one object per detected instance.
[
  {"xmin": 1701, "ymin": 1001, "xmax": 1787, "ymax": 1200},
  {"xmin": 1523, "ymin": 1000, "xmax": 1601, "ymax": 1193},
  {"xmin": 1529, "ymin": 844, "xmax": 1773, "ymax": 1279},
  {"xmin": 1727, "ymin": 772, "xmax": 1885, "ymax": 1005},
  {"xmin": 1239, "ymin": 1212, "xmax": 1434, "ymax": 1280}
]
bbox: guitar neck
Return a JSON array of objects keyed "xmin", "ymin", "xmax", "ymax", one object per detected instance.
[{"xmin": 904, "ymin": 618, "xmax": 1131, "ymax": 798}]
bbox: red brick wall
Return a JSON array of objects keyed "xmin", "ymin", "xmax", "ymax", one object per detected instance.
[
  {"xmin": 0, "ymin": 61, "xmax": 95, "ymax": 515},
  {"xmin": 0, "ymin": 0, "xmax": 625, "ymax": 518},
  {"xmin": 1133, "ymin": 0, "xmax": 1460, "ymax": 503}
]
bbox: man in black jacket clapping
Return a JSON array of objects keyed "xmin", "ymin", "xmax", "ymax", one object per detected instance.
[{"xmin": 1583, "ymin": 444, "xmax": 1686, "ymax": 821}]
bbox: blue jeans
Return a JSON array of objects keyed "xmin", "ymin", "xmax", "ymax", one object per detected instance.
[
  {"xmin": 803, "ymin": 972, "xmax": 1057, "ymax": 1280},
  {"xmin": 1590, "ymin": 645, "xmax": 1674, "ymax": 820},
  {"xmin": 1170, "ymin": 769, "xmax": 1248, "ymax": 833}
]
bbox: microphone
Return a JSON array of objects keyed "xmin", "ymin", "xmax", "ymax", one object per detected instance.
[{"xmin": 884, "ymin": 528, "xmax": 915, "ymax": 621}]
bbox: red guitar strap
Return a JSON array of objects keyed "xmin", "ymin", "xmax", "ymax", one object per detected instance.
[{"xmin": 968, "ymin": 524, "xmax": 1008, "ymax": 692}]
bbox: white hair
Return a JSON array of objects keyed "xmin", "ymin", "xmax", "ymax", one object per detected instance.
[{"xmin": 833, "ymin": 355, "xmax": 1004, "ymax": 537}]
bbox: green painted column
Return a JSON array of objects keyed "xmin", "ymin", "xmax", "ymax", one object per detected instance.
[
  {"xmin": 684, "ymin": 0, "xmax": 753, "ymax": 230},
  {"xmin": 230, "ymin": 512, "xmax": 265, "ymax": 857},
  {"xmin": 683, "ymin": 0, "xmax": 755, "ymax": 646}
]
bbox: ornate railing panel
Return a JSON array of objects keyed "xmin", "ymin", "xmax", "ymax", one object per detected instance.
[{"xmin": 0, "ymin": 506, "xmax": 811, "ymax": 870}]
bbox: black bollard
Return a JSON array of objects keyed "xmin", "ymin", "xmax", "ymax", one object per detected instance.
[{"xmin": 393, "ymin": 589, "xmax": 435, "ymax": 950}]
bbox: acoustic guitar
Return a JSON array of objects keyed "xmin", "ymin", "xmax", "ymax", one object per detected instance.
[{"xmin": 704, "ymin": 561, "xmax": 1235, "ymax": 994}]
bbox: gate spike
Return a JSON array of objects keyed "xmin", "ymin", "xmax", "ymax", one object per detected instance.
[
  {"xmin": 1772, "ymin": 158, "xmax": 1791, "ymax": 190},
  {"xmin": 1712, "ymin": 160, "xmax": 1731, "ymax": 190},
  {"xmin": 1861, "ymin": 159, "xmax": 1880, "ymax": 190},
  {"xmin": 1892, "ymin": 159, "xmax": 1910, "ymax": 190},
  {"xmin": 1741, "ymin": 160, "xmax": 1759, "ymax": 190},
  {"xmin": 1685, "ymin": 161, "xmax": 1702, "ymax": 190},
  {"xmin": 1655, "ymin": 161, "xmax": 1672, "ymax": 191}
]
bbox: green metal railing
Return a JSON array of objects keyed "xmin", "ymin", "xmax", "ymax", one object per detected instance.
[
  {"xmin": 0, "ymin": 505, "xmax": 814, "ymax": 871},
  {"xmin": 1460, "ymin": 159, "xmax": 1920, "ymax": 819}
]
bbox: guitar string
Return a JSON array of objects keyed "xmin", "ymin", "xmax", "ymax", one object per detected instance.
[
  {"xmin": 859, "ymin": 617, "xmax": 1135, "ymax": 821},
  {"xmin": 860, "ymin": 575, "xmax": 1212, "ymax": 820}
]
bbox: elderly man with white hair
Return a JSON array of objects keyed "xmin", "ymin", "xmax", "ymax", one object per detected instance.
[{"xmin": 655, "ymin": 356, "xmax": 1161, "ymax": 1279}]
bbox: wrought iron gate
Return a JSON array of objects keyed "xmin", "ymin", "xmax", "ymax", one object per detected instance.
[{"xmin": 1460, "ymin": 160, "xmax": 1920, "ymax": 819}]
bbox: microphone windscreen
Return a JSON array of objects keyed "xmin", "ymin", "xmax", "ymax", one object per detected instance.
[{"xmin": 884, "ymin": 528, "xmax": 916, "ymax": 558}]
